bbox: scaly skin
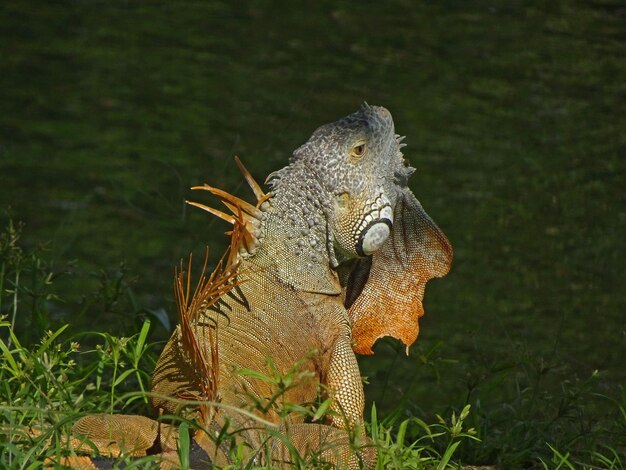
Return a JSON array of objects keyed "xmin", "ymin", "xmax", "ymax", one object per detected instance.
[{"xmin": 72, "ymin": 104, "xmax": 453, "ymax": 469}]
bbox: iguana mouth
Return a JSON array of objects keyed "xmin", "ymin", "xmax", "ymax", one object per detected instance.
[{"xmin": 355, "ymin": 205, "xmax": 393, "ymax": 256}]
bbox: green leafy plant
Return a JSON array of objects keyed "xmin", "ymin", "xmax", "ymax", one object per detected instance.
[
  {"xmin": 370, "ymin": 402, "xmax": 479, "ymax": 470},
  {"xmin": 0, "ymin": 316, "xmax": 158, "ymax": 468},
  {"xmin": 1, "ymin": 221, "xmax": 624, "ymax": 469}
]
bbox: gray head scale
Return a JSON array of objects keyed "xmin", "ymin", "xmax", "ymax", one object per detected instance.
[{"xmin": 292, "ymin": 103, "xmax": 408, "ymax": 261}]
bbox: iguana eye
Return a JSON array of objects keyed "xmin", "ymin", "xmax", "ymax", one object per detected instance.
[{"xmin": 350, "ymin": 143, "xmax": 366, "ymax": 159}]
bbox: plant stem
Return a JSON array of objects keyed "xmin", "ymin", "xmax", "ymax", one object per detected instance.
[{"xmin": 8, "ymin": 270, "xmax": 19, "ymax": 348}]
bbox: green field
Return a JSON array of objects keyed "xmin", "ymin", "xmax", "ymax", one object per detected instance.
[{"xmin": 1, "ymin": 1, "xmax": 624, "ymax": 467}]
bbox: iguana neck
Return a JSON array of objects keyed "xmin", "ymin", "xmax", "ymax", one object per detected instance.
[{"xmin": 250, "ymin": 162, "xmax": 341, "ymax": 295}]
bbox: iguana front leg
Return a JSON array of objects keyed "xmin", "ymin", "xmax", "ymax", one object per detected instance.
[
  {"xmin": 326, "ymin": 332, "xmax": 365, "ymax": 430},
  {"xmin": 299, "ymin": 293, "xmax": 365, "ymax": 429}
]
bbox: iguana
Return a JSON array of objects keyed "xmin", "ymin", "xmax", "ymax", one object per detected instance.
[{"xmin": 67, "ymin": 104, "xmax": 452, "ymax": 469}]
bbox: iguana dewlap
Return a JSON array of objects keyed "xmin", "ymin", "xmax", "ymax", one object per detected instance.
[{"xmin": 71, "ymin": 104, "xmax": 452, "ymax": 469}]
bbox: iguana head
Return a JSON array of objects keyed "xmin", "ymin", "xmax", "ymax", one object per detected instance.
[{"xmin": 290, "ymin": 103, "xmax": 406, "ymax": 262}]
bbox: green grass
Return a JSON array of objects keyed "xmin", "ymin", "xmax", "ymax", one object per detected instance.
[
  {"xmin": 1, "ymin": 221, "xmax": 624, "ymax": 468},
  {"xmin": 0, "ymin": 221, "xmax": 479, "ymax": 468},
  {"xmin": 0, "ymin": 317, "xmax": 479, "ymax": 468},
  {"xmin": 0, "ymin": 1, "xmax": 624, "ymax": 467}
]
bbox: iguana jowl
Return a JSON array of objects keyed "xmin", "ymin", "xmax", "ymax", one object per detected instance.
[{"xmin": 73, "ymin": 104, "xmax": 452, "ymax": 468}]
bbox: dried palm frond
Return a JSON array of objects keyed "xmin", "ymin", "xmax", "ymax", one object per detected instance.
[
  {"xmin": 173, "ymin": 212, "xmax": 246, "ymax": 424},
  {"xmin": 180, "ymin": 158, "xmax": 266, "ymax": 423},
  {"xmin": 187, "ymin": 156, "xmax": 269, "ymax": 255},
  {"xmin": 234, "ymin": 156, "xmax": 271, "ymax": 207}
]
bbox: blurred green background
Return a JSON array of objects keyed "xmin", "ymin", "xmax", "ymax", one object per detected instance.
[{"xmin": 1, "ymin": 1, "xmax": 624, "ymax": 466}]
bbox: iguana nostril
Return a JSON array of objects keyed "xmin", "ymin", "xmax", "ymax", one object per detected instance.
[{"xmin": 356, "ymin": 219, "xmax": 392, "ymax": 256}]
